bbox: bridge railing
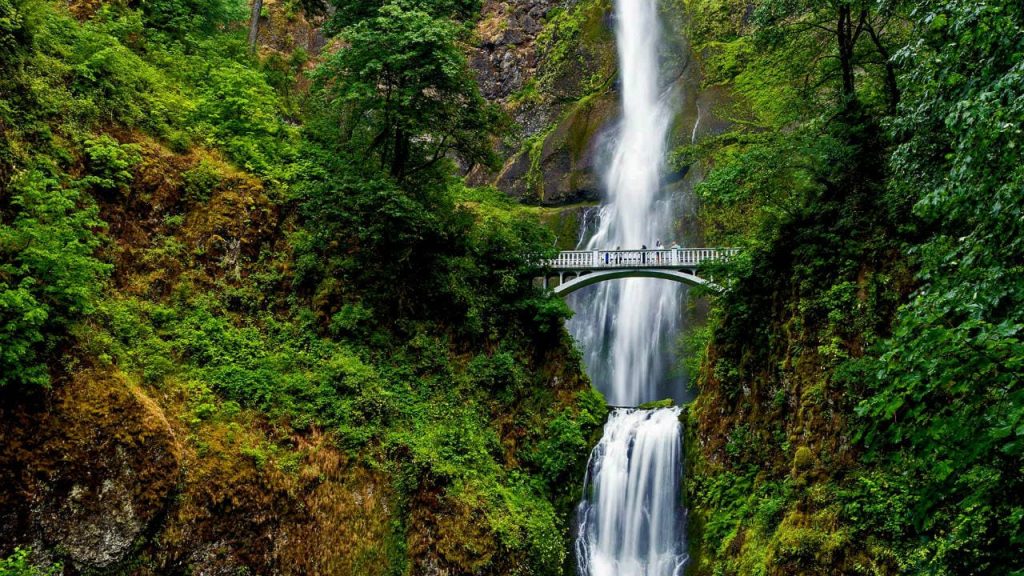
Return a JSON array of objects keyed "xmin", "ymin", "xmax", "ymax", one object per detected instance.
[
  {"xmin": 548, "ymin": 250, "xmax": 596, "ymax": 268},
  {"xmin": 546, "ymin": 248, "xmax": 739, "ymax": 270}
]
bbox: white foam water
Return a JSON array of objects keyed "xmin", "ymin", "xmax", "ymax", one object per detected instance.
[
  {"xmin": 575, "ymin": 408, "xmax": 687, "ymax": 576},
  {"xmin": 566, "ymin": 0, "xmax": 682, "ymax": 408}
]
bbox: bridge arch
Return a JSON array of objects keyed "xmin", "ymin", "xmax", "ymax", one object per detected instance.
[
  {"xmin": 539, "ymin": 248, "xmax": 737, "ymax": 296},
  {"xmin": 551, "ymin": 269, "xmax": 717, "ymax": 296}
]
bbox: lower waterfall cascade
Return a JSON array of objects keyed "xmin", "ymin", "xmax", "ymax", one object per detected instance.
[{"xmin": 575, "ymin": 408, "xmax": 687, "ymax": 576}]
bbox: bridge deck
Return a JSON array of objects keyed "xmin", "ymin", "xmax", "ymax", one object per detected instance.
[{"xmin": 546, "ymin": 248, "xmax": 738, "ymax": 271}]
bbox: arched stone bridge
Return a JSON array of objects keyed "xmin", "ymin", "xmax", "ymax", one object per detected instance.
[{"xmin": 541, "ymin": 248, "xmax": 739, "ymax": 296}]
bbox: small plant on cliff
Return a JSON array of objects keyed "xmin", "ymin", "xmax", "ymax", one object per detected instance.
[{"xmin": 0, "ymin": 548, "xmax": 60, "ymax": 576}]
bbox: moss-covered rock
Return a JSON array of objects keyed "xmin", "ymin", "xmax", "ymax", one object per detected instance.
[
  {"xmin": 494, "ymin": 91, "xmax": 616, "ymax": 205},
  {"xmin": 0, "ymin": 370, "xmax": 179, "ymax": 570},
  {"xmin": 471, "ymin": 0, "xmax": 619, "ymax": 205},
  {"xmin": 537, "ymin": 203, "xmax": 600, "ymax": 250}
]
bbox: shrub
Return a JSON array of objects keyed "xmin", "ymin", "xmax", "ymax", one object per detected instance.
[
  {"xmin": 0, "ymin": 547, "xmax": 61, "ymax": 576},
  {"xmin": 0, "ymin": 166, "xmax": 109, "ymax": 387}
]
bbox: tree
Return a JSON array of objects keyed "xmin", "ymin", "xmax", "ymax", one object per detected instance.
[
  {"xmin": 324, "ymin": 0, "xmax": 481, "ymax": 33},
  {"xmin": 313, "ymin": 2, "xmax": 501, "ymax": 181},
  {"xmin": 855, "ymin": 2, "xmax": 1024, "ymax": 571},
  {"xmin": 247, "ymin": 0, "xmax": 262, "ymax": 50},
  {"xmin": 754, "ymin": 0, "xmax": 905, "ymax": 112}
]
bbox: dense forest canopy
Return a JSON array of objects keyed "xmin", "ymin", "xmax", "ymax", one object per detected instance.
[{"xmin": 685, "ymin": 0, "xmax": 1024, "ymax": 573}]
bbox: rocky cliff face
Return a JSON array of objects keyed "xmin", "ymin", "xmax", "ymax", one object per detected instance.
[
  {"xmin": 0, "ymin": 373, "xmax": 395, "ymax": 575},
  {"xmin": 472, "ymin": 0, "xmax": 552, "ymax": 104},
  {"xmin": 0, "ymin": 371, "xmax": 179, "ymax": 571},
  {"xmin": 468, "ymin": 0, "xmax": 618, "ymax": 207}
]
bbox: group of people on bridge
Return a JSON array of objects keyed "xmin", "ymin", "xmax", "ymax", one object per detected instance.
[{"xmin": 604, "ymin": 239, "xmax": 683, "ymax": 265}]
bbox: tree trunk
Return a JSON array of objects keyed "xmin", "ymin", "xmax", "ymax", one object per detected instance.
[
  {"xmin": 248, "ymin": 0, "xmax": 263, "ymax": 51},
  {"xmin": 391, "ymin": 127, "xmax": 409, "ymax": 180},
  {"xmin": 866, "ymin": 21, "xmax": 900, "ymax": 114},
  {"xmin": 836, "ymin": 5, "xmax": 857, "ymax": 101}
]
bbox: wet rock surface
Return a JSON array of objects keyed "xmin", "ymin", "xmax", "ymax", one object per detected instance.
[
  {"xmin": 0, "ymin": 370, "xmax": 180, "ymax": 570},
  {"xmin": 471, "ymin": 0, "xmax": 619, "ymax": 204}
]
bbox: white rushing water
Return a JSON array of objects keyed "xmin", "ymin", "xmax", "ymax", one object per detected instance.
[
  {"xmin": 576, "ymin": 409, "xmax": 687, "ymax": 576},
  {"xmin": 566, "ymin": 0, "xmax": 681, "ymax": 408},
  {"xmin": 569, "ymin": 0, "xmax": 688, "ymax": 574}
]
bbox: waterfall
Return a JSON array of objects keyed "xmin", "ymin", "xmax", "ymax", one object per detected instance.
[
  {"xmin": 575, "ymin": 409, "xmax": 687, "ymax": 576},
  {"xmin": 568, "ymin": 0, "xmax": 689, "ymax": 573},
  {"xmin": 566, "ymin": 0, "xmax": 681, "ymax": 407}
]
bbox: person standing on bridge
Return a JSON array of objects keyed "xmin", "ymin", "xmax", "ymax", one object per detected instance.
[
  {"xmin": 641, "ymin": 244, "xmax": 647, "ymax": 264},
  {"xmin": 655, "ymin": 239, "xmax": 663, "ymax": 263},
  {"xmin": 615, "ymin": 246, "xmax": 621, "ymax": 264}
]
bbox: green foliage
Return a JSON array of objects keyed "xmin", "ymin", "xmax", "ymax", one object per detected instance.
[
  {"xmin": 748, "ymin": 0, "xmax": 904, "ymax": 111},
  {"xmin": 528, "ymin": 388, "xmax": 606, "ymax": 487},
  {"xmin": 851, "ymin": 2, "xmax": 1024, "ymax": 571},
  {"xmin": 0, "ymin": 166, "xmax": 109, "ymax": 387},
  {"xmin": 193, "ymin": 62, "xmax": 295, "ymax": 175},
  {"xmin": 688, "ymin": 1, "xmax": 1024, "ymax": 575},
  {"xmin": 0, "ymin": 0, "xmax": 28, "ymax": 64},
  {"xmin": 0, "ymin": 1, "xmax": 198, "ymax": 157},
  {"xmin": 138, "ymin": 0, "xmax": 246, "ymax": 46},
  {"xmin": 0, "ymin": 548, "xmax": 60, "ymax": 576},
  {"xmin": 0, "ymin": 0, "xmax": 300, "ymax": 388},
  {"xmin": 180, "ymin": 159, "xmax": 222, "ymax": 203},
  {"xmin": 325, "ymin": 0, "xmax": 482, "ymax": 32},
  {"xmin": 689, "ymin": 128, "xmax": 828, "ymax": 246},
  {"xmin": 0, "ymin": 1, "xmax": 594, "ymax": 574},
  {"xmin": 85, "ymin": 286, "xmax": 589, "ymax": 574},
  {"xmin": 313, "ymin": 1, "xmax": 499, "ymax": 181},
  {"xmin": 0, "ymin": 0, "xmax": 298, "ymax": 179},
  {"xmin": 295, "ymin": 145, "xmax": 564, "ymax": 340},
  {"xmin": 80, "ymin": 135, "xmax": 141, "ymax": 194},
  {"xmin": 67, "ymin": 32, "xmax": 186, "ymax": 134}
]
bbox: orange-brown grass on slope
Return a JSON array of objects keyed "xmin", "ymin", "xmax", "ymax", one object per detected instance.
[{"xmin": 95, "ymin": 135, "xmax": 280, "ymax": 299}]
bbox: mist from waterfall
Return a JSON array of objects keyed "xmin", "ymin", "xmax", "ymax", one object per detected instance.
[
  {"xmin": 568, "ymin": 0, "xmax": 688, "ymax": 574},
  {"xmin": 565, "ymin": 0, "xmax": 681, "ymax": 408}
]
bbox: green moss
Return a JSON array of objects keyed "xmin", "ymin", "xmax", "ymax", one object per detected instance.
[
  {"xmin": 509, "ymin": 77, "xmax": 542, "ymax": 108},
  {"xmin": 565, "ymin": 90, "xmax": 612, "ymax": 161},
  {"xmin": 535, "ymin": 0, "xmax": 615, "ymax": 98},
  {"xmin": 517, "ymin": 89, "xmax": 613, "ymax": 203},
  {"xmin": 792, "ymin": 446, "xmax": 813, "ymax": 470},
  {"xmin": 536, "ymin": 203, "xmax": 597, "ymax": 250},
  {"xmin": 638, "ymin": 398, "xmax": 676, "ymax": 410},
  {"xmin": 524, "ymin": 123, "xmax": 556, "ymax": 201}
]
